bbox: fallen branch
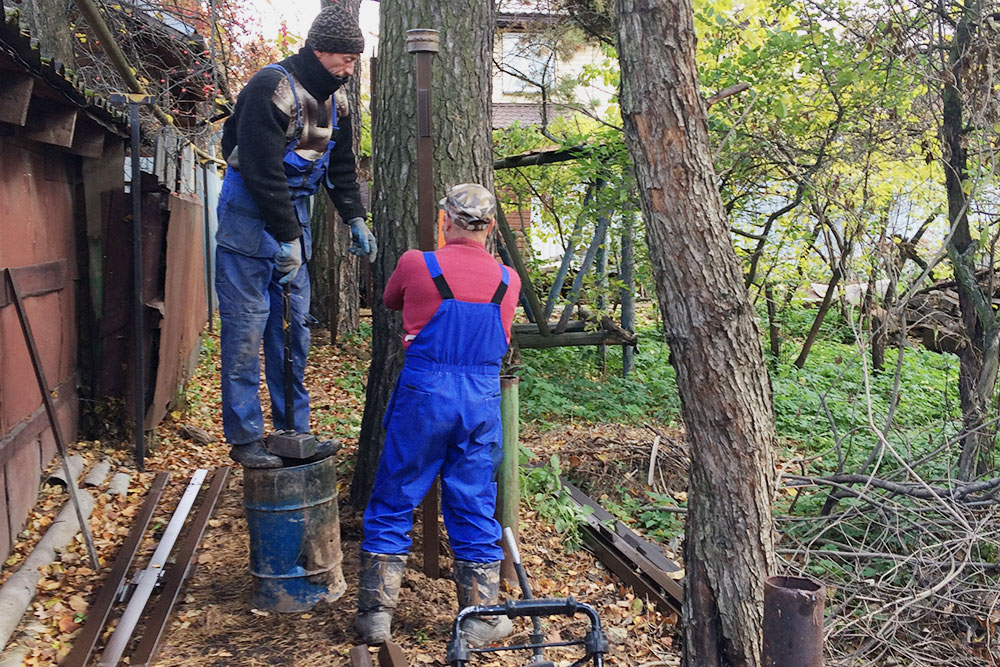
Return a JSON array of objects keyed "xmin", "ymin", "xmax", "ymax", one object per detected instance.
[{"xmin": 784, "ymin": 473, "xmax": 1000, "ymax": 501}]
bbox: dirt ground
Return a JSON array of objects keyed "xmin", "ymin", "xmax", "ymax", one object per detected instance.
[{"xmin": 2, "ymin": 330, "xmax": 680, "ymax": 666}]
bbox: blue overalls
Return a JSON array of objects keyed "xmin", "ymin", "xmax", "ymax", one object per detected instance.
[
  {"xmin": 363, "ymin": 253, "xmax": 511, "ymax": 563},
  {"xmin": 215, "ymin": 64, "xmax": 337, "ymax": 445}
]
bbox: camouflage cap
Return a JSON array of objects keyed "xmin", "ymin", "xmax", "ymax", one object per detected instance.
[{"xmin": 439, "ymin": 183, "xmax": 496, "ymax": 230}]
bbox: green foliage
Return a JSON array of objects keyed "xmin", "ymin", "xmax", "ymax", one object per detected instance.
[
  {"xmin": 517, "ymin": 325, "xmax": 680, "ymax": 427},
  {"xmin": 521, "ymin": 453, "xmax": 593, "ymax": 551},
  {"xmin": 604, "ymin": 489, "xmax": 686, "ymax": 545}
]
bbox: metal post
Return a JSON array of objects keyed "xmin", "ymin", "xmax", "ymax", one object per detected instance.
[
  {"xmin": 4, "ymin": 270, "xmax": 101, "ymax": 569},
  {"xmin": 763, "ymin": 575, "xmax": 825, "ymax": 667},
  {"xmin": 111, "ymin": 94, "xmax": 155, "ymax": 472},
  {"xmin": 202, "ymin": 163, "xmax": 214, "ymax": 332},
  {"xmin": 621, "ymin": 210, "xmax": 635, "ymax": 377},
  {"xmin": 407, "ymin": 28, "xmax": 441, "ymax": 579},
  {"xmin": 497, "ymin": 376, "xmax": 520, "ymax": 585}
]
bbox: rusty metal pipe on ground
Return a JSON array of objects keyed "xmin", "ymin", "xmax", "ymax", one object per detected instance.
[{"xmin": 763, "ymin": 575, "xmax": 825, "ymax": 667}]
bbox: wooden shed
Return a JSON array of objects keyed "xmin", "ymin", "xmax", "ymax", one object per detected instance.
[{"xmin": 0, "ymin": 12, "xmax": 213, "ymax": 563}]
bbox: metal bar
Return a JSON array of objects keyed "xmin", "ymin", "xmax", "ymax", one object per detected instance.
[
  {"xmin": 61, "ymin": 472, "xmax": 170, "ymax": 667},
  {"xmin": 555, "ymin": 199, "xmax": 612, "ymax": 334},
  {"xmin": 543, "ymin": 182, "xmax": 596, "ymax": 320},
  {"xmin": 763, "ymin": 575, "xmax": 825, "ymax": 667},
  {"xmin": 202, "ymin": 163, "xmax": 213, "ymax": 333},
  {"xmin": 97, "ymin": 469, "xmax": 209, "ymax": 666},
  {"xmin": 350, "ymin": 645, "xmax": 375, "ymax": 667},
  {"xmin": 495, "ymin": 207, "xmax": 549, "ymax": 336},
  {"xmin": 377, "ymin": 642, "xmax": 407, "ymax": 667},
  {"xmin": 497, "ymin": 377, "xmax": 519, "ymax": 586},
  {"xmin": 407, "ymin": 29, "xmax": 442, "ymax": 581},
  {"xmin": 503, "ymin": 528, "xmax": 544, "ymax": 660},
  {"xmin": 130, "ymin": 467, "xmax": 230, "ymax": 667},
  {"xmin": 4, "ymin": 269, "xmax": 100, "ymax": 570},
  {"xmin": 596, "ymin": 224, "xmax": 608, "ymax": 371},
  {"xmin": 422, "ymin": 478, "xmax": 440, "ymax": 579},
  {"xmin": 282, "ymin": 282, "xmax": 294, "ymax": 427},
  {"xmin": 620, "ymin": 210, "xmax": 635, "ymax": 377},
  {"xmin": 560, "ymin": 478, "xmax": 683, "ymax": 613},
  {"xmin": 496, "ymin": 242, "xmax": 536, "ymax": 323},
  {"xmin": 129, "ymin": 100, "xmax": 146, "ymax": 471}
]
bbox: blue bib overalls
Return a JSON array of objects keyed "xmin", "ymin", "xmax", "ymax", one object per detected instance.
[
  {"xmin": 363, "ymin": 253, "xmax": 511, "ymax": 563},
  {"xmin": 215, "ymin": 64, "xmax": 336, "ymax": 445}
]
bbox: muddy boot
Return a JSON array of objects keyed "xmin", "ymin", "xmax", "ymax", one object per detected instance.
[
  {"xmin": 228, "ymin": 440, "xmax": 282, "ymax": 468},
  {"xmin": 453, "ymin": 560, "xmax": 514, "ymax": 648},
  {"xmin": 354, "ymin": 551, "xmax": 406, "ymax": 644}
]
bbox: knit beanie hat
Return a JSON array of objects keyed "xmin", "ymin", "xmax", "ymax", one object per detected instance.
[{"xmin": 307, "ymin": 3, "xmax": 365, "ymax": 54}]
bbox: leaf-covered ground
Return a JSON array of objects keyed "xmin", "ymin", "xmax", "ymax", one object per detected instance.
[{"xmin": 2, "ymin": 326, "xmax": 680, "ymax": 665}]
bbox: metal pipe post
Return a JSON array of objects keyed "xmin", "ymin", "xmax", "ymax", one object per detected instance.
[
  {"xmin": 407, "ymin": 28, "xmax": 441, "ymax": 579},
  {"xmin": 202, "ymin": 163, "xmax": 213, "ymax": 332},
  {"xmin": 621, "ymin": 210, "xmax": 635, "ymax": 377},
  {"xmin": 763, "ymin": 575, "xmax": 825, "ymax": 667},
  {"xmin": 497, "ymin": 376, "xmax": 520, "ymax": 585},
  {"xmin": 128, "ymin": 98, "xmax": 148, "ymax": 471}
]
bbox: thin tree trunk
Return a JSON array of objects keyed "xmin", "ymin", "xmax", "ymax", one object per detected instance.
[
  {"xmin": 765, "ymin": 283, "xmax": 780, "ymax": 362},
  {"xmin": 351, "ymin": 0, "xmax": 496, "ymax": 508},
  {"xmin": 941, "ymin": 0, "xmax": 997, "ymax": 481},
  {"xmin": 794, "ymin": 267, "xmax": 842, "ymax": 369},
  {"xmin": 614, "ymin": 1, "xmax": 776, "ymax": 664}
]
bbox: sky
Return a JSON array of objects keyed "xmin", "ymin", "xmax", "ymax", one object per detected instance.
[{"xmin": 253, "ymin": 0, "xmax": 381, "ymax": 56}]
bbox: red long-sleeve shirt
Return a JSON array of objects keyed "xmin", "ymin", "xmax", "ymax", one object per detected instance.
[{"xmin": 383, "ymin": 237, "xmax": 522, "ymax": 349}]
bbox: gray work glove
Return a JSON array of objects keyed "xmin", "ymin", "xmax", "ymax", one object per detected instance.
[
  {"xmin": 274, "ymin": 240, "xmax": 303, "ymax": 285},
  {"xmin": 348, "ymin": 217, "xmax": 378, "ymax": 263}
]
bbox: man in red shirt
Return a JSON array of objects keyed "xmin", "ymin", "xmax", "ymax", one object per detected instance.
[{"xmin": 355, "ymin": 184, "xmax": 520, "ymax": 647}]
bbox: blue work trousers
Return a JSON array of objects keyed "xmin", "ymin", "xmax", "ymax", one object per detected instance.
[{"xmin": 216, "ymin": 247, "xmax": 311, "ymax": 444}]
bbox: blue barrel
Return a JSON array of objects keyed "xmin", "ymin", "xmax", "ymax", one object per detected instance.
[{"xmin": 243, "ymin": 455, "xmax": 346, "ymax": 612}]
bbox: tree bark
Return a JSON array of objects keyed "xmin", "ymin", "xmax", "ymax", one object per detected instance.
[
  {"xmin": 941, "ymin": 0, "xmax": 997, "ymax": 481},
  {"xmin": 350, "ymin": 0, "xmax": 496, "ymax": 508},
  {"xmin": 312, "ymin": 0, "xmax": 362, "ymax": 339},
  {"xmin": 24, "ymin": 0, "xmax": 77, "ymax": 67},
  {"xmin": 614, "ymin": 1, "xmax": 776, "ymax": 665}
]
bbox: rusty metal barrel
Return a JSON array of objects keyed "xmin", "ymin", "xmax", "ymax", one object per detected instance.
[
  {"xmin": 763, "ymin": 575, "xmax": 825, "ymax": 667},
  {"xmin": 243, "ymin": 455, "xmax": 346, "ymax": 612}
]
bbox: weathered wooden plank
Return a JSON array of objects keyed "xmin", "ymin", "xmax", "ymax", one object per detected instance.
[
  {"xmin": 515, "ymin": 329, "xmax": 636, "ymax": 349},
  {"xmin": 0, "ymin": 260, "xmax": 69, "ymax": 309},
  {"xmin": 23, "ymin": 104, "xmax": 77, "ymax": 149},
  {"xmin": 0, "ymin": 376, "xmax": 76, "ymax": 470},
  {"xmin": 69, "ymin": 116, "xmax": 106, "ymax": 158},
  {"xmin": 0, "ymin": 74, "xmax": 34, "ymax": 126}
]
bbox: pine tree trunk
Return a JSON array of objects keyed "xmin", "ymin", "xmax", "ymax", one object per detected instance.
[
  {"xmin": 25, "ymin": 0, "xmax": 77, "ymax": 66},
  {"xmin": 614, "ymin": 1, "xmax": 776, "ymax": 664},
  {"xmin": 312, "ymin": 0, "xmax": 362, "ymax": 338},
  {"xmin": 350, "ymin": 0, "xmax": 495, "ymax": 508}
]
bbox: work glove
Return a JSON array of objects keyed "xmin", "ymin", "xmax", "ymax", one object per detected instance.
[
  {"xmin": 348, "ymin": 217, "xmax": 378, "ymax": 263},
  {"xmin": 274, "ymin": 240, "xmax": 303, "ymax": 285}
]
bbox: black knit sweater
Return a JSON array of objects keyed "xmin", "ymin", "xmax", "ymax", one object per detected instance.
[{"xmin": 221, "ymin": 47, "xmax": 365, "ymax": 243}]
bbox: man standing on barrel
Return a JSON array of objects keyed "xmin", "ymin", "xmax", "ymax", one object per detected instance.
[{"xmin": 215, "ymin": 4, "xmax": 377, "ymax": 468}]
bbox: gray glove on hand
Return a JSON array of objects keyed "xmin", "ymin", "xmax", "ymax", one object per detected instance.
[
  {"xmin": 274, "ymin": 240, "xmax": 303, "ymax": 285},
  {"xmin": 348, "ymin": 217, "xmax": 378, "ymax": 263}
]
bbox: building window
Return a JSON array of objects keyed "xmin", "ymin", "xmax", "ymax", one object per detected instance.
[{"xmin": 502, "ymin": 33, "xmax": 554, "ymax": 94}]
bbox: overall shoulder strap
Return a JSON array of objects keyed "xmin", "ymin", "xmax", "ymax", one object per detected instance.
[
  {"xmin": 491, "ymin": 264, "xmax": 510, "ymax": 304},
  {"xmin": 263, "ymin": 64, "xmax": 303, "ymax": 134},
  {"xmin": 422, "ymin": 252, "xmax": 454, "ymax": 300}
]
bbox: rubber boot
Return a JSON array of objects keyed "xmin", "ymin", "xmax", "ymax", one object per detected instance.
[
  {"xmin": 354, "ymin": 551, "xmax": 406, "ymax": 644},
  {"xmin": 228, "ymin": 440, "xmax": 282, "ymax": 468},
  {"xmin": 453, "ymin": 560, "xmax": 514, "ymax": 648}
]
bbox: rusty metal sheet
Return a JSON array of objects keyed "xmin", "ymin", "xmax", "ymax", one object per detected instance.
[{"xmin": 144, "ymin": 193, "xmax": 207, "ymax": 430}]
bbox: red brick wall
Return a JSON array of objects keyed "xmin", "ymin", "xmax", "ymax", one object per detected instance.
[{"xmin": 0, "ymin": 138, "xmax": 80, "ymax": 562}]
